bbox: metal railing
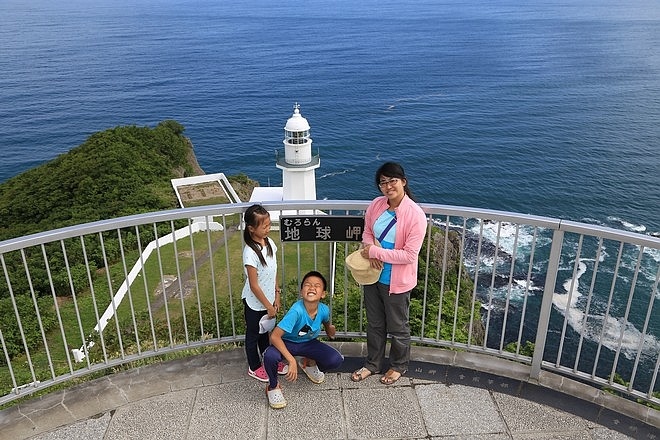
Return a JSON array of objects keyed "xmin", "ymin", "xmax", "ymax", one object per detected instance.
[{"xmin": 1, "ymin": 200, "xmax": 658, "ymax": 407}]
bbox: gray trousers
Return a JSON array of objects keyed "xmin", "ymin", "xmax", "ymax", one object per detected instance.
[{"xmin": 363, "ymin": 282, "xmax": 411, "ymax": 373}]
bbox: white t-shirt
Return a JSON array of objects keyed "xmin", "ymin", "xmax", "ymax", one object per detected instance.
[{"xmin": 241, "ymin": 237, "xmax": 278, "ymax": 311}]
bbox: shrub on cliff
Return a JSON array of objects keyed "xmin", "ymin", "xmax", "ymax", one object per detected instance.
[{"xmin": 0, "ymin": 120, "xmax": 199, "ymax": 241}]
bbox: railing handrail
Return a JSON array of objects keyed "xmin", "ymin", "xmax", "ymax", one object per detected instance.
[{"xmin": 4, "ymin": 200, "xmax": 658, "ymax": 251}]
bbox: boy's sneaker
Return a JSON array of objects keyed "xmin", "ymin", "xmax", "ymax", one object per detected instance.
[
  {"xmin": 298, "ymin": 358, "xmax": 325, "ymax": 384},
  {"xmin": 277, "ymin": 362, "xmax": 289, "ymax": 375},
  {"xmin": 266, "ymin": 385, "xmax": 287, "ymax": 409},
  {"xmin": 248, "ymin": 365, "xmax": 269, "ymax": 382}
]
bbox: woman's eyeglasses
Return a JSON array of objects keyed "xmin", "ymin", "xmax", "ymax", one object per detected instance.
[{"xmin": 378, "ymin": 178, "xmax": 400, "ymax": 188}]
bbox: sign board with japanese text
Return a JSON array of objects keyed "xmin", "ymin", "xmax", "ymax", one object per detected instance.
[{"xmin": 280, "ymin": 215, "xmax": 364, "ymax": 242}]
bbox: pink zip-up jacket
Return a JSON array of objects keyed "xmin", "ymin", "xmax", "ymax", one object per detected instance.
[{"xmin": 363, "ymin": 195, "xmax": 428, "ymax": 294}]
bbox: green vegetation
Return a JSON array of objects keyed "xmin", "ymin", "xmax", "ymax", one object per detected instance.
[
  {"xmin": 0, "ymin": 120, "xmax": 195, "ymax": 241},
  {"xmin": 504, "ymin": 340, "xmax": 535, "ymax": 357},
  {"xmin": 607, "ymin": 373, "xmax": 660, "ymax": 410},
  {"xmin": 0, "ymin": 121, "xmax": 254, "ymax": 365}
]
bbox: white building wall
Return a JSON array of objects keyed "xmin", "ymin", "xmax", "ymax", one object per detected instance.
[{"xmin": 282, "ymin": 169, "xmax": 317, "ymax": 200}]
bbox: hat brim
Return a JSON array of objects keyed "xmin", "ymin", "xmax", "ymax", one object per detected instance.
[{"xmin": 345, "ymin": 250, "xmax": 381, "ymax": 285}]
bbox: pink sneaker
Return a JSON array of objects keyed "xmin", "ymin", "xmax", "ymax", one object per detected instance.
[
  {"xmin": 277, "ymin": 362, "xmax": 289, "ymax": 375},
  {"xmin": 248, "ymin": 365, "xmax": 269, "ymax": 382}
]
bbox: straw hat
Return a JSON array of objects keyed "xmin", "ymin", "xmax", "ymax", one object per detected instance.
[{"xmin": 345, "ymin": 249, "xmax": 381, "ymax": 285}]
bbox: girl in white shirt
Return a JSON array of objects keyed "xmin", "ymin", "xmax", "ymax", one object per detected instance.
[{"xmin": 242, "ymin": 204, "xmax": 286, "ymax": 381}]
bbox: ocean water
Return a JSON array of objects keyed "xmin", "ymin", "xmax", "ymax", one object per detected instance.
[
  {"xmin": 1, "ymin": 0, "xmax": 659, "ymax": 231},
  {"xmin": 1, "ymin": 0, "xmax": 659, "ymax": 389}
]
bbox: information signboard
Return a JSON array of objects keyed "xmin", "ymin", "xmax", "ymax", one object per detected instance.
[{"xmin": 280, "ymin": 215, "xmax": 364, "ymax": 242}]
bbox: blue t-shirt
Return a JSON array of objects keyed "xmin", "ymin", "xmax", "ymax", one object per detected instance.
[
  {"xmin": 277, "ymin": 299, "xmax": 329, "ymax": 343},
  {"xmin": 373, "ymin": 210, "xmax": 396, "ymax": 285}
]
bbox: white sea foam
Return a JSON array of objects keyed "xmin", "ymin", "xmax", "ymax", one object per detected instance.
[
  {"xmin": 491, "ymin": 279, "xmax": 542, "ymax": 301},
  {"xmin": 470, "ymin": 221, "xmax": 550, "ymax": 260},
  {"xmin": 613, "ymin": 244, "xmax": 659, "ymax": 286},
  {"xmin": 553, "ymin": 260, "xmax": 659, "ymax": 360},
  {"xmin": 644, "ymin": 247, "xmax": 660, "ymax": 264},
  {"xmin": 432, "ymin": 218, "xmax": 465, "ymax": 230},
  {"xmin": 393, "ymin": 92, "xmax": 445, "ymax": 104},
  {"xmin": 580, "ymin": 217, "xmax": 603, "ymax": 225},
  {"xmin": 514, "ymin": 278, "xmax": 542, "ymax": 291},
  {"xmin": 606, "ymin": 216, "xmax": 647, "ymax": 233},
  {"xmin": 318, "ymin": 168, "xmax": 353, "ymax": 179},
  {"xmin": 553, "ymin": 261, "xmax": 587, "ymax": 311},
  {"xmin": 579, "ymin": 314, "xmax": 658, "ymax": 361}
]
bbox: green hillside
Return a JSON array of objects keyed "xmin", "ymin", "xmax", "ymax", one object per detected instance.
[{"xmin": 0, "ymin": 120, "xmax": 201, "ymax": 241}]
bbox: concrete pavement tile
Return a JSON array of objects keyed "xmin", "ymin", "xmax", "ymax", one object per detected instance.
[
  {"xmin": 157, "ymin": 357, "xmax": 207, "ymax": 391},
  {"xmin": 511, "ymin": 430, "xmax": 634, "ymax": 440},
  {"xmin": 411, "ymin": 377, "xmax": 440, "ymax": 385},
  {"xmin": 589, "ymin": 426, "xmax": 636, "ymax": 439},
  {"xmin": 452, "ymin": 351, "xmax": 530, "ymax": 382},
  {"xmin": 267, "ymin": 388, "xmax": 344, "ymax": 440},
  {"xmin": 29, "ymin": 411, "xmax": 111, "ymax": 440},
  {"xmin": 63, "ymin": 376, "xmax": 129, "ymax": 418},
  {"xmin": 0, "ymin": 375, "xmax": 123, "ymax": 439},
  {"xmin": 197, "ymin": 371, "xmax": 224, "ymax": 387},
  {"xmin": 109, "ymin": 366, "xmax": 173, "ymax": 402},
  {"xmin": 409, "ymin": 361, "xmax": 448, "ymax": 383},
  {"xmin": 511, "ymin": 432, "xmax": 592, "ymax": 439},
  {"xmin": 1, "ymin": 394, "xmax": 77, "ymax": 440},
  {"xmin": 104, "ymin": 389, "xmax": 196, "ymax": 440},
  {"xmin": 188, "ymin": 351, "xmax": 240, "ymax": 385},
  {"xmin": 343, "ymin": 387, "xmax": 427, "ymax": 439},
  {"xmin": 331, "ymin": 341, "xmax": 367, "ymax": 359},
  {"xmin": 518, "ymin": 382, "xmax": 600, "ymax": 423},
  {"xmin": 219, "ymin": 364, "xmax": 252, "ymax": 383},
  {"xmin": 597, "ymin": 406, "xmax": 658, "ymax": 439},
  {"xmin": 0, "ymin": 406, "xmax": 39, "ymax": 440},
  {"xmin": 416, "ymin": 383, "xmax": 507, "ymax": 437},
  {"xmin": 494, "ymin": 391, "xmax": 590, "ymax": 434},
  {"xmin": 279, "ymin": 371, "xmax": 340, "ymax": 391},
  {"xmin": 187, "ymin": 381, "xmax": 267, "ymax": 440},
  {"xmin": 429, "ymin": 435, "xmax": 510, "ymax": 440},
  {"xmin": 445, "ymin": 366, "xmax": 522, "ymax": 397}
]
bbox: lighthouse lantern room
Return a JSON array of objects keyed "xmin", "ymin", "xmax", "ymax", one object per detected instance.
[{"xmin": 276, "ymin": 103, "xmax": 320, "ymax": 201}]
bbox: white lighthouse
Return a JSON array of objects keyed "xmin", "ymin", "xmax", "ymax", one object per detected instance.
[{"xmin": 276, "ymin": 103, "xmax": 320, "ymax": 201}]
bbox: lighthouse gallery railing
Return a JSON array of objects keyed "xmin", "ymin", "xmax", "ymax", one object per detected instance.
[{"xmin": 0, "ymin": 200, "xmax": 658, "ymax": 408}]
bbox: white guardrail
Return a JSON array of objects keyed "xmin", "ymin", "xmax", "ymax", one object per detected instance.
[{"xmin": 1, "ymin": 200, "xmax": 658, "ymax": 409}]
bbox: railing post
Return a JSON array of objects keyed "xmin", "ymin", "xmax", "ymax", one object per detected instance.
[{"xmin": 530, "ymin": 228, "xmax": 564, "ymax": 380}]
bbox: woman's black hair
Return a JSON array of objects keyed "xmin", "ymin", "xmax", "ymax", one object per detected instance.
[
  {"xmin": 301, "ymin": 270, "xmax": 327, "ymax": 291},
  {"xmin": 374, "ymin": 161, "xmax": 416, "ymax": 201},
  {"xmin": 243, "ymin": 204, "xmax": 273, "ymax": 266}
]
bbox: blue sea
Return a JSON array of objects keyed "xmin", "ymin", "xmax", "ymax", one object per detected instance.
[{"xmin": 1, "ymin": 0, "xmax": 659, "ymax": 390}]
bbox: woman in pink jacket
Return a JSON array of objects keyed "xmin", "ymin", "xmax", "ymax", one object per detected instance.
[{"xmin": 351, "ymin": 162, "xmax": 428, "ymax": 385}]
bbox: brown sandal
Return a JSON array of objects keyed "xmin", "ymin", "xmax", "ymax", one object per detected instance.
[
  {"xmin": 380, "ymin": 369, "xmax": 403, "ymax": 385},
  {"xmin": 351, "ymin": 367, "xmax": 374, "ymax": 382}
]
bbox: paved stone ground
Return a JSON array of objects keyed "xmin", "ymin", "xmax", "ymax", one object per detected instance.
[{"xmin": 1, "ymin": 344, "xmax": 657, "ymax": 440}]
